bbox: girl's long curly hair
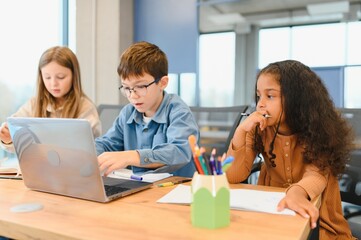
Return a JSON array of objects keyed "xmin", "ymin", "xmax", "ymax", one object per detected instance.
[{"xmin": 254, "ymin": 60, "xmax": 354, "ymax": 177}]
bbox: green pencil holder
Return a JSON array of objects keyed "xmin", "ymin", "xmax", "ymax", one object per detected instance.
[{"xmin": 191, "ymin": 172, "xmax": 230, "ymax": 229}]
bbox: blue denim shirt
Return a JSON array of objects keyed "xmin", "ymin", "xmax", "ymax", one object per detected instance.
[{"xmin": 95, "ymin": 92, "xmax": 199, "ymax": 177}]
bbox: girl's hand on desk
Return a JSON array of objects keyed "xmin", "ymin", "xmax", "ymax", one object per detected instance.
[
  {"xmin": 0, "ymin": 122, "xmax": 12, "ymax": 144},
  {"xmin": 277, "ymin": 185, "xmax": 319, "ymax": 229}
]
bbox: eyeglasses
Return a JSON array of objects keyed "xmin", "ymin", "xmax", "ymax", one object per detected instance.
[{"xmin": 119, "ymin": 79, "xmax": 159, "ymax": 97}]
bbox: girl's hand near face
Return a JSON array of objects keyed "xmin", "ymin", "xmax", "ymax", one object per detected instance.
[
  {"xmin": 0, "ymin": 122, "xmax": 12, "ymax": 144},
  {"xmin": 239, "ymin": 111, "xmax": 270, "ymax": 132},
  {"xmin": 232, "ymin": 111, "xmax": 270, "ymax": 149},
  {"xmin": 277, "ymin": 185, "xmax": 319, "ymax": 229}
]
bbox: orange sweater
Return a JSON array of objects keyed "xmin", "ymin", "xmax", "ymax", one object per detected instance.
[{"xmin": 226, "ymin": 127, "xmax": 355, "ymax": 240}]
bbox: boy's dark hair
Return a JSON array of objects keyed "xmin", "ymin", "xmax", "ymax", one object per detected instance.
[
  {"xmin": 254, "ymin": 60, "xmax": 354, "ymax": 176},
  {"xmin": 117, "ymin": 41, "xmax": 168, "ymax": 81}
]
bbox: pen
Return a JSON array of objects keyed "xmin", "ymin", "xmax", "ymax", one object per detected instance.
[
  {"xmin": 157, "ymin": 179, "xmax": 191, "ymax": 187},
  {"xmin": 196, "ymin": 147, "xmax": 209, "ymax": 175},
  {"xmin": 113, "ymin": 171, "xmax": 143, "ymax": 181},
  {"xmin": 216, "ymin": 155, "xmax": 223, "ymax": 175},
  {"xmin": 130, "ymin": 174, "xmax": 143, "ymax": 181},
  {"xmin": 241, "ymin": 113, "xmax": 272, "ymax": 118},
  {"xmin": 188, "ymin": 135, "xmax": 197, "ymax": 156},
  {"xmin": 222, "ymin": 156, "xmax": 234, "ymax": 165},
  {"xmin": 193, "ymin": 153, "xmax": 204, "ymax": 175},
  {"xmin": 222, "ymin": 156, "xmax": 234, "ymax": 172},
  {"xmin": 188, "ymin": 135, "xmax": 204, "ymax": 174},
  {"xmin": 209, "ymin": 148, "xmax": 217, "ymax": 175},
  {"xmin": 200, "ymin": 147, "xmax": 212, "ymax": 175}
]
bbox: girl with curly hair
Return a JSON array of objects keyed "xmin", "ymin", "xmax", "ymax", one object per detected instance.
[{"xmin": 226, "ymin": 60, "xmax": 355, "ymax": 239}]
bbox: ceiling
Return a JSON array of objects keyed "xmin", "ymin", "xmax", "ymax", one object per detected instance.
[{"xmin": 199, "ymin": 0, "xmax": 361, "ymax": 33}]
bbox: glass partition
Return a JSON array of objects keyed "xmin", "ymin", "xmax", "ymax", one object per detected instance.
[{"xmin": 0, "ymin": 0, "xmax": 65, "ymax": 159}]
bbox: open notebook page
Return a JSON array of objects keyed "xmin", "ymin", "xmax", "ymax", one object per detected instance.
[
  {"xmin": 157, "ymin": 184, "xmax": 295, "ymax": 216},
  {"xmin": 109, "ymin": 168, "xmax": 172, "ymax": 183},
  {"xmin": 0, "ymin": 157, "xmax": 22, "ymax": 179}
]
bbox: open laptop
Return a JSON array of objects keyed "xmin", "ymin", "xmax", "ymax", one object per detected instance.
[{"xmin": 7, "ymin": 117, "xmax": 152, "ymax": 203}]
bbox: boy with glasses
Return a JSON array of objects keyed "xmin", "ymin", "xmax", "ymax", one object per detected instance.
[{"xmin": 95, "ymin": 41, "xmax": 199, "ymax": 177}]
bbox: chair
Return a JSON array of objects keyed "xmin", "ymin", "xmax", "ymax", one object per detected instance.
[
  {"xmin": 97, "ymin": 104, "xmax": 125, "ymax": 133},
  {"xmin": 338, "ymin": 108, "xmax": 361, "ymax": 239},
  {"xmin": 189, "ymin": 105, "xmax": 248, "ymax": 155},
  {"xmin": 339, "ymin": 151, "xmax": 361, "ymax": 239}
]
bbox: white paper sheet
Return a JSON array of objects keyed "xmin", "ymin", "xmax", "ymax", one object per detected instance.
[
  {"xmin": 109, "ymin": 169, "xmax": 172, "ymax": 183},
  {"xmin": 157, "ymin": 184, "xmax": 295, "ymax": 216},
  {"xmin": 0, "ymin": 157, "xmax": 21, "ymax": 178}
]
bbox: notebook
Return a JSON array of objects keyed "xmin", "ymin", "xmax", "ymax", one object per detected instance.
[{"xmin": 7, "ymin": 117, "xmax": 152, "ymax": 203}]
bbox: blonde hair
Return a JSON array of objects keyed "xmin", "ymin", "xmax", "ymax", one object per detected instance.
[{"xmin": 34, "ymin": 46, "xmax": 85, "ymax": 118}]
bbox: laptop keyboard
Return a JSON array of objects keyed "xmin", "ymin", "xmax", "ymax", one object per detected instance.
[{"xmin": 104, "ymin": 185, "xmax": 131, "ymax": 196}]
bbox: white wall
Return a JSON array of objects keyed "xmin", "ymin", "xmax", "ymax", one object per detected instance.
[{"xmin": 75, "ymin": 0, "xmax": 132, "ymax": 106}]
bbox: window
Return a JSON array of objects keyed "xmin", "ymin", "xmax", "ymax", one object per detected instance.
[
  {"xmin": 166, "ymin": 73, "xmax": 197, "ymax": 106},
  {"xmin": 259, "ymin": 22, "xmax": 361, "ymax": 108},
  {"xmin": 179, "ymin": 73, "xmax": 197, "ymax": 106},
  {"xmin": 346, "ymin": 22, "xmax": 361, "ymax": 66},
  {"xmin": 292, "ymin": 23, "xmax": 346, "ymax": 67},
  {"xmin": 0, "ymin": 0, "xmax": 66, "ymax": 158},
  {"xmin": 167, "ymin": 74, "xmax": 179, "ymax": 95},
  {"xmin": 199, "ymin": 32, "xmax": 236, "ymax": 107},
  {"xmin": 258, "ymin": 27, "xmax": 291, "ymax": 68},
  {"xmin": 345, "ymin": 66, "xmax": 361, "ymax": 108}
]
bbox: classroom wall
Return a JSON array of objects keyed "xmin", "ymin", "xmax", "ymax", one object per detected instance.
[
  {"xmin": 134, "ymin": 0, "xmax": 198, "ymax": 74},
  {"xmin": 75, "ymin": 0, "xmax": 132, "ymax": 106},
  {"xmin": 75, "ymin": 0, "xmax": 199, "ymax": 107},
  {"xmin": 73, "ymin": 0, "xmax": 253, "ymax": 107},
  {"xmin": 234, "ymin": 28, "xmax": 259, "ymax": 106},
  {"xmin": 73, "ymin": 1, "xmax": 348, "ymax": 108}
]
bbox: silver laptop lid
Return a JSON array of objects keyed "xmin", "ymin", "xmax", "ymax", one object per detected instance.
[{"xmin": 7, "ymin": 117, "xmax": 113, "ymax": 202}]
